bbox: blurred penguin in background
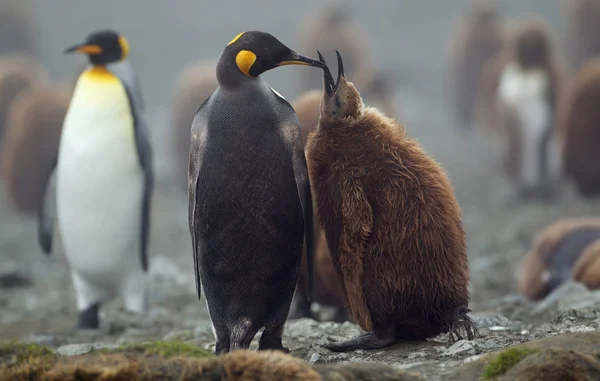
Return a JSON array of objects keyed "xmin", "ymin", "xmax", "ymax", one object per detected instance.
[
  {"xmin": 0, "ymin": 83, "xmax": 72, "ymax": 214},
  {"xmin": 560, "ymin": 0, "xmax": 600, "ymax": 72},
  {"xmin": 38, "ymin": 30, "xmax": 153, "ymax": 329},
  {"xmin": 495, "ymin": 18, "xmax": 564, "ymax": 201},
  {"xmin": 0, "ymin": 0, "xmax": 39, "ymax": 59},
  {"xmin": 296, "ymin": 0, "xmax": 374, "ymax": 93},
  {"xmin": 0, "ymin": 54, "xmax": 48, "ymax": 143},
  {"xmin": 475, "ymin": 47, "xmax": 512, "ymax": 137},
  {"xmin": 169, "ymin": 59, "xmax": 217, "ymax": 191},
  {"xmin": 446, "ymin": 0, "xmax": 505, "ymax": 131},
  {"xmin": 559, "ymin": 57, "xmax": 600, "ymax": 196},
  {"xmin": 518, "ymin": 218, "xmax": 600, "ymax": 301}
]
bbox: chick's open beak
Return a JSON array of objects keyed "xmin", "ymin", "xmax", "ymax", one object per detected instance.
[
  {"xmin": 64, "ymin": 43, "xmax": 103, "ymax": 55},
  {"xmin": 277, "ymin": 51, "xmax": 327, "ymax": 69},
  {"xmin": 318, "ymin": 50, "xmax": 336, "ymax": 96}
]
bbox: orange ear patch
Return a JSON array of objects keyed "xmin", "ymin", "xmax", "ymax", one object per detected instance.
[{"xmin": 235, "ymin": 50, "xmax": 257, "ymax": 77}]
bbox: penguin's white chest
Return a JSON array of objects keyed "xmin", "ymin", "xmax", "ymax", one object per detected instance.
[{"xmin": 56, "ymin": 71, "xmax": 144, "ymax": 284}]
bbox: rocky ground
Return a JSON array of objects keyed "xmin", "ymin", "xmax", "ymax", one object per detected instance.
[{"xmin": 2, "ymin": 0, "xmax": 600, "ymax": 380}]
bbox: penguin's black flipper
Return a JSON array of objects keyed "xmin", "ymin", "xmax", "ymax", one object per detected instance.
[
  {"xmin": 188, "ymin": 91, "xmax": 215, "ymax": 300},
  {"xmin": 269, "ymin": 86, "xmax": 315, "ymax": 301},
  {"xmin": 292, "ymin": 145, "xmax": 315, "ymax": 302},
  {"xmin": 118, "ymin": 76, "xmax": 153, "ymax": 273},
  {"xmin": 38, "ymin": 160, "xmax": 57, "ymax": 255}
]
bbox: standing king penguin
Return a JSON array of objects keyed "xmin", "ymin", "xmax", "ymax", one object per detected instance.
[
  {"xmin": 37, "ymin": 30, "xmax": 153, "ymax": 329},
  {"xmin": 188, "ymin": 31, "xmax": 323, "ymax": 354}
]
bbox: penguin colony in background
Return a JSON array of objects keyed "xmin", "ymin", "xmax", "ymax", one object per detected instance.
[
  {"xmin": 495, "ymin": 18, "xmax": 564, "ymax": 200},
  {"xmin": 37, "ymin": 30, "xmax": 153, "ymax": 329},
  {"xmin": 446, "ymin": 0, "xmax": 505, "ymax": 130},
  {"xmin": 518, "ymin": 218, "xmax": 600, "ymax": 301},
  {"xmin": 188, "ymin": 31, "xmax": 321, "ymax": 354},
  {"xmin": 305, "ymin": 52, "xmax": 477, "ymax": 351},
  {"xmin": 295, "ymin": 1, "xmax": 396, "ymax": 116},
  {"xmin": 559, "ymin": 57, "xmax": 600, "ymax": 196},
  {"xmin": 296, "ymin": 1, "xmax": 373, "ymax": 93}
]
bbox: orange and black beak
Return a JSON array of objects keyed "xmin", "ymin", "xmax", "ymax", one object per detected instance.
[
  {"xmin": 64, "ymin": 43, "xmax": 103, "ymax": 55},
  {"xmin": 276, "ymin": 50, "xmax": 327, "ymax": 69}
]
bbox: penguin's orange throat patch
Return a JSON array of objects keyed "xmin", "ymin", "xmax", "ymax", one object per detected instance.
[{"xmin": 82, "ymin": 66, "xmax": 118, "ymax": 83}]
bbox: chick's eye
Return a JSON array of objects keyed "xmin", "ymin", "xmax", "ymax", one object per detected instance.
[{"xmin": 335, "ymin": 96, "xmax": 341, "ymax": 109}]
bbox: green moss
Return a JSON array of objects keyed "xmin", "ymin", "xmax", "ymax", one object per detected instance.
[
  {"xmin": 0, "ymin": 341, "xmax": 55, "ymax": 362},
  {"xmin": 483, "ymin": 346, "xmax": 538, "ymax": 380},
  {"xmin": 100, "ymin": 340, "xmax": 213, "ymax": 358}
]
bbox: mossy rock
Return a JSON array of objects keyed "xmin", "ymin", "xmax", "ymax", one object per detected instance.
[
  {"xmin": 99, "ymin": 340, "xmax": 213, "ymax": 358},
  {"xmin": 0, "ymin": 341, "xmax": 55, "ymax": 362},
  {"xmin": 482, "ymin": 346, "xmax": 538, "ymax": 379},
  {"xmin": 449, "ymin": 331, "xmax": 600, "ymax": 381},
  {"xmin": 0, "ymin": 341, "xmax": 57, "ymax": 380},
  {"xmin": 0, "ymin": 349, "xmax": 320, "ymax": 381}
]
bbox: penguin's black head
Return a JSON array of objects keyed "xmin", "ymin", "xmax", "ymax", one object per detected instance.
[
  {"xmin": 64, "ymin": 30, "xmax": 129, "ymax": 65},
  {"xmin": 318, "ymin": 50, "xmax": 363, "ymax": 123},
  {"xmin": 221, "ymin": 31, "xmax": 326, "ymax": 78}
]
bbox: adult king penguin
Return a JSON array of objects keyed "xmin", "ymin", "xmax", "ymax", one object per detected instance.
[
  {"xmin": 37, "ymin": 30, "xmax": 153, "ymax": 329},
  {"xmin": 188, "ymin": 31, "xmax": 323, "ymax": 354}
]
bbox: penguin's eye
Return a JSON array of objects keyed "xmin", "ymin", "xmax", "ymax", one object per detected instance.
[{"xmin": 335, "ymin": 96, "xmax": 341, "ymax": 109}]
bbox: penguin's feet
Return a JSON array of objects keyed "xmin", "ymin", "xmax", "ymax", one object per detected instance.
[
  {"xmin": 322, "ymin": 331, "xmax": 396, "ymax": 352},
  {"xmin": 446, "ymin": 305, "xmax": 479, "ymax": 345},
  {"xmin": 258, "ymin": 327, "xmax": 288, "ymax": 353},
  {"xmin": 77, "ymin": 302, "xmax": 100, "ymax": 329}
]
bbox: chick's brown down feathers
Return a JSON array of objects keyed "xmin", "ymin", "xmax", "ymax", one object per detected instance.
[
  {"xmin": 0, "ymin": 84, "xmax": 71, "ymax": 213},
  {"xmin": 306, "ymin": 78, "xmax": 475, "ymax": 343}
]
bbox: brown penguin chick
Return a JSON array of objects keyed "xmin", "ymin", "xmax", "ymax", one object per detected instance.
[
  {"xmin": 475, "ymin": 49, "xmax": 511, "ymax": 136},
  {"xmin": 0, "ymin": 54, "xmax": 48, "ymax": 142},
  {"xmin": 559, "ymin": 57, "xmax": 600, "ymax": 196},
  {"xmin": 560, "ymin": 0, "xmax": 600, "ymax": 72},
  {"xmin": 446, "ymin": 0, "xmax": 506, "ymax": 130},
  {"xmin": 305, "ymin": 52, "xmax": 477, "ymax": 352},
  {"xmin": 0, "ymin": 1, "xmax": 38, "ymax": 58},
  {"xmin": 0, "ymin": 83, "xmax": 71, "ymax": 214},
  {"xmin": 571, "ymin": 239, "xmax": 600, "ymax": 290},
  {"xmin": 494, "ymin": 18, "xmax": 565, "ymax": 200},
  {"xmin": 296, "ymin": 0, "xmax": 373, "ymax": 93},
  {"xmin": 169, "ymin": 59, "xmax": 217, "ymax": 191},
  {"xmin": 517, "ymin": 217, "xmax": 600, "ymax": 300}
]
